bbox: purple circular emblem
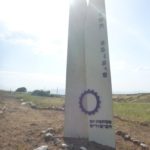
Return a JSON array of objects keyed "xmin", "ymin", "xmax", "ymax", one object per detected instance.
[{"xmin": 79, "ymin": 89, "xmax": 101, "ymax": 115}]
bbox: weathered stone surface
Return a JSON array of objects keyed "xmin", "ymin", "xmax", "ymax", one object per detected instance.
[
  {"xmin": 34, "ymin": 145, "xmax": 48, "ymax": 150},
  {"xmin": 80, "ymin": 146, "xmax": 87, "ymax": 150},
  {"xmin": 29, "ymin": 102, "xmax": 37, "ymax": 109},
  {"xmin": 41, "ymin": 130, "xmax": 47, "ymax": 134},
  {"xmin": 46, "ymin": 128, "xmax": 55, "ymax": 133},
  {"xmin": 132, "ymin": 139, "xmax": 141, "ymax": 145},
  {"xmin": 41, "ymin": 128, "xmax": 55, "ymax": 135},
  {"xmin": 61, "ymin": 143, "xmax": 69, "ymax": 149},
  {"xmin": 54, "ymin": 138, "xmax": 61, "ymax": 145},
  {"xmin": 21, "ymin": 102, "xmax": 27, "ymax": 105},
  {"xmin": 21, "ymin": 101, "xmax": 37, "ymax": 108},
  {"xmin": 140, "ymin": 143, "xmax": 149, "ymax": 150},
  {"xmin": 123, "ymin": 134, "xmax": 130, "ymax": 141},
  {"xmin": 44, "ymin": 133, "xmax": 54, "ymax": 141}
]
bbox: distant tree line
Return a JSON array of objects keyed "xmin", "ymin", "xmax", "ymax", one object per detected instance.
[
  {"xmin": 15, "ymin": 87, "xmax": 58, "ymax": 97},
  {"xmin": 15, "ymin": 87, "xmax": 27, "ymax": 92},
  {"xmin": 31, "ymin": 90, "xmax": 50, "ymax": 97}
]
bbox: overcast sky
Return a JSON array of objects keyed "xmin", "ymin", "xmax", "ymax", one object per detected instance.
[{"xmin": 0, "ymin": 0, "xmax": 150, "ymax": 94}]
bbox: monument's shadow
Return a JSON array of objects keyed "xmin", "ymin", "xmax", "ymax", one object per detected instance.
[{"xmin": 64, "ymin": 137, "xmax": 116, "ymax": 150}]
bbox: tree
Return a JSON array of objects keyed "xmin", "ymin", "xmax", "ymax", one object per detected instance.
[
  {"xmin": 31, "ymin": 90, "xmax": 50, "ymax": 97},
  {"xmin": 15, "ymin": 87, "xmax": 27, "ymax": 92}
]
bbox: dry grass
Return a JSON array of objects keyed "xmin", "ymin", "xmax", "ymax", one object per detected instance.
[
  {"xmin": 114, "ymin": 102, "xmax": 150, "ymax": 122},
  {"xmin": 113, "ymin": 93, "xmax": 150, "ymax": 103},
  {"xmin": 0, "ymin": 90, "xmax": 150, "ymax": 150},
  {"xmin": 12, "ymin": 92, "xmax": 64, "ymax": 107}
]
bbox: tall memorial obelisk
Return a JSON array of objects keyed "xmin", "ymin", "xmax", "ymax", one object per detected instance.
[
  {"xmin": 64, "ymin": 0, "xmax": 88, "ymax": 138},
  {"xmin": 65, "ymin": 0, "xmax": 115, "ymax": 148}
]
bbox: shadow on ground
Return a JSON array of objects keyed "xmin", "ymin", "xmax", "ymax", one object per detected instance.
[{"xmin": 64, "ymin": 137, "xmax": 115, "ymax": 150}]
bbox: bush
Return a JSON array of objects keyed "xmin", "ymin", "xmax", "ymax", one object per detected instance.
[
  {"xmin": 16, "ymin": 87, "xmax": 27, "ymax": 92},
  {"xmin": 31, "ymin": 90, "xmax": 50, "ymax": 97}
]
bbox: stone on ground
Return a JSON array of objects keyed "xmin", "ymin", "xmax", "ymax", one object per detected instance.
[
  {"xmin": 34, "ymin": 145, "xmax": 48, "ymax": 150},
  {"xmin": 54, "ymin": 138, "xmax": 61, "ymax": 145},
  {"xmin": 46, "ymin": 128, "xmax": 55, "ymax": 133},
  {"xmin": 44, "ymin": 132, "xmax": 54, "ymax": 141},
  {"xmin": 80, "ymin": 146, "xmax": 87, "ymax": 150},
  {"xmin": 61, "ymin": 143, "xmax": 69, "ymax": 149},
  {"xmin": 140, "ymin": 143, "xmax": 149, "ymax": 150}
]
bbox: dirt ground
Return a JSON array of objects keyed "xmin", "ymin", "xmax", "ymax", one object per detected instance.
[{"xmin": 0, "ymin": 95, "xmax": 149, "ymax": 150}]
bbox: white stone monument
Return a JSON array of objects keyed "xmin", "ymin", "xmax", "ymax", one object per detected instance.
[{"xmin": 64, "ymin": 0, "xmax": 115, "ymax": 148}]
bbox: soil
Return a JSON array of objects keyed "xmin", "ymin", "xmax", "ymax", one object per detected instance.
[{"xmin": 0, "ymin": 95, "xmax": 149, "ymax": 150}]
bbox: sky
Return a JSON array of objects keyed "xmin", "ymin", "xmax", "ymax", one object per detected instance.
[{"xmin": 0, "ymin": 0, "xmax": 150, "ymax": 94}]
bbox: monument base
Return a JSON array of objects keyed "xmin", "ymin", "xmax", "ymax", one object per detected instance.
[{"xmin": 63, "ymin": 137, "xmax": 115, "ymax": 150}]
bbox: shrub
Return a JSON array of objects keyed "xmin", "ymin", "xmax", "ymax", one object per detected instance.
[
  {"xmin": 16, "ymin": 87, "xmax": 27, "ymax": 92},
  {"xmin": 31, "ymin": 90, "xmax": 50, "ymax": 97}
]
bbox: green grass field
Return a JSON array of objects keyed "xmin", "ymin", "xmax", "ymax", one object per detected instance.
[
  {"xmin": 113, "ymin": 93, "xmax": 150, "ymax": 103},
  {"xmin": 1, "ymin": 90, "xmax": 150, "ymax": 123},
  {"xmin": 113, "ymin": 102, "xmax": 150, "ymax": 122},
  {"xmin": 12, "ymin": 92, "xmax": 64, "ymax": 107}
]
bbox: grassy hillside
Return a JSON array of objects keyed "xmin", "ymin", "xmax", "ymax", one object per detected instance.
[
  {"xmin": 113, "ymin": 93, "xmax": 150, "ymax": 103},
  {"xmin": 0, "ymin": 90, "xmax": 64, "ymax": 107},
  {"xmin": 0, "ymin": 90, "xmax": 150, "ymax": 123},
  {"xmin": 114, "ymin": 102, "xmax": 150, "ymax": 122}
]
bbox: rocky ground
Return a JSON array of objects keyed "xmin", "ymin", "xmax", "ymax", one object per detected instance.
[{"xmin": 0, "ymin": 94, "xmax": 149, "ymax": 150}]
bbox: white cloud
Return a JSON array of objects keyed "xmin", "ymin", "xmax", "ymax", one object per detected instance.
[
  {"xmin": 0, "ymin": 0, "xmax": 69, "ymax": 33},
  {"xmin": 11, "ymin": 38, "xmax": 35, "ymax": 45},
  {"xmin": 0, "ymin": 30, "xmax": 36, "ymax": 46},
  {"xmin": 0, "ymin": 0, "xmax": 69, "ymax": 55}
]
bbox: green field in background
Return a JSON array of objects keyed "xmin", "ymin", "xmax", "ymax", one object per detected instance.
[
  {"xmin": 113, "ymin": 102, "xmax": 150, "ymax": 122},
  {"xmin": 0, "ymin": 90, "xmax": 150, "ymax": 122}
]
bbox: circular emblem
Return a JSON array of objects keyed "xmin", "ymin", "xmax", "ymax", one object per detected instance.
[{"xmin": 79, "ymin": 89, "xmax": 101, "ymax": 115}]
